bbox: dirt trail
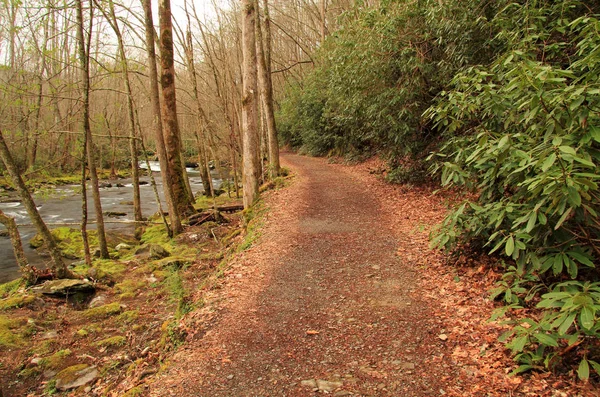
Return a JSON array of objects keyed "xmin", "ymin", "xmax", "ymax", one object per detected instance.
[{"xmin": 149, "ymin": 154, "xmax": 460, "ymax": 396}]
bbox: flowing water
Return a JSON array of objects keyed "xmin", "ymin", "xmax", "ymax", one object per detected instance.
[{"xmin": 0, "ymin": 163, "xmax": 223, "ymax": 283}]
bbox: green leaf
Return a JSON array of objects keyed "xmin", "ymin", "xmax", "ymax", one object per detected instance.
[
  {"xmin": 580, "ymin": 307, "xmax": 595, "ymax": 330},
  {"xmin": 568, "ymin": 251, "xmax": 595, "ymax": 267},
  {"xmin": 533, "ymin": 333, "xmax": 558, "ymax": 347},
  {"xmin": 505, "ymin": 236, "xmax": 515, "ymax": 257},
  {"xmin": 559, "ymin": 146, "xmax": 577, "ymax": 156},
  {"xmin": 589, "ymin": 360, "xmax": 600, "ymax": 376},
  {"xmin": 578, "ymin": 359, "xmax": 590, "ymax": 381},
  {"xmin": 558, "ymin": 312, "xmax": 577, "ymax": 335},
  {"xmin": 555, "ymin": 207, "xmax": 573, "ymax": 230},
  {"xmin": 541, "ymin": 153, "xmax": 556, "ymax": 172},
  {"xmin": 526, "ymin": 212, "xmax": 537, "ymax": 233},
  {"xmin": 508, "ymin": 335, "xmax": 529, "ymax": 353},
  {"xmin": 567, "ymin": 186, "xmax": 582, "ymax": 207}
]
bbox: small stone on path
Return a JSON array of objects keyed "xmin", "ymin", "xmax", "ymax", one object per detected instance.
[
  {"xmin": 316, "ymin": 379, "xmax": 343, "ymax": 392},
  {"xmin": 438, "ymin": 334, "xmax": 448, "ymax": 341},
  {"xmin": 301, "ymin": 379, "xmax": 317, "ymax": 388}
]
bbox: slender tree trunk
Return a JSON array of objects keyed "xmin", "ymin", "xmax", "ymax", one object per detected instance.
[
  {"xmin": 80, "ymin": 133, "xmax": 92, "ymax": 266},
  {"xmin": 0, "ymin": 130, "xmax": 69, "ymax": 278},
  {"xmin": 0, "ymin": 210, "xmax": 34, "ymax": 283},
  {"xmin": 141, "ymin": 0, "xmax": 180, "ymax": 235},
  {"xmin": 158, "ymin": 0, "xmax": 193, "ymax": 220},
  {"xmin": 76, "ymin": 0, "xmax": 109, "ymax": 258},
  {"xmin": 102, "ymin": 0, "xmax": 142, "ymax": 222},
  {"xmin": 242, "ymin": 0, "xmax": 261, "ymax": 208},
  {"xmin": 259, "ymin": 0, "xmax": 280, "ymax": 178}
]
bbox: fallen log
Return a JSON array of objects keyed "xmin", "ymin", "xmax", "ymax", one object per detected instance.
[{"xmin": 215, "ymin": 204, "xmax": 244, "ymax": 213}]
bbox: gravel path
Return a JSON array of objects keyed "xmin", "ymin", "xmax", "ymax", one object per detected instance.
[{"xmin": 149, "ymin": 153, "xmax": 460, "ymax": 396}]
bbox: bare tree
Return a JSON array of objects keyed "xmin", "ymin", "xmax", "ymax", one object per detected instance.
[
  {"xmin": 255, "ymin": 0, "xmax": 280, "ymax": 178},
  {"xmin": 141, "ymin": 0, "xmax": 181, "ymax": 235},
  {"xmin": 241, "ymin": 0, "xmax": 261, "ymax": 208},
  {"xmin": 158, "ymin": 0, "xmax": 194, "ymax": 222},
  {"xmin": 75, "ymin": 0, "xmax": 109, "ymax": 258}
]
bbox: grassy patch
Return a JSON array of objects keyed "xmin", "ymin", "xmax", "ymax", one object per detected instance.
[
  {"xmin": 117, "ymin": 310, "xmax": 139, "ymax": 324},
  {"xmin": 94, "ymin": 336, "xmax": 126, "ymax": 348},
  {"xmin": 238, "ymin": 199, "xmax": 266, "ymax": 252},
  {"xmin": 0, "ymin": 294, "xmax": 35, "ymax": 311},
  {"xmin": 83, "ymin": 302, "xmax": 121, "ymax": 319},
  {"xmin": 0, "ymin": 315, "xmax": 25, "ymax": 348},
  {"xmin": 0, "ymin": 279, "xmax": 24, "ymax": 298}
]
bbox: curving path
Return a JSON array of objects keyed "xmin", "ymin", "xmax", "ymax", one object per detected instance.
[{"xmin": 149, "ymin": 153, "xmax": 458, "ymax": 396}]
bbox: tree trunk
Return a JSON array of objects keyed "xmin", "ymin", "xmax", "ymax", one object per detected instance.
[
  {"xmin": 0, "ymin": 130, "xmax": 69, "ymax": 278},
  {"xmin": 259, "ymin": 0, "xmax": 280, "ymax": 178},
  {"xmin": 141, "ymin": 0, "xmax": 180, "ymax": 235},
  {"xmin": 242, "ymin": 0, "xmax": 261, "ymax": 208},
  {"xmin": 0, "ymin": 210, "xmax": 34, "ymax": 284},
  {"xmin": 102, "ymin": 0, "xmax": 142, "ymax": 222},
  {"xmin": 76, "ymin": 0, "xmax": 109, "ymax": 258},
  {"xmin": 158, "ymin": 0, "xmax": 193, "ymax": 221}
]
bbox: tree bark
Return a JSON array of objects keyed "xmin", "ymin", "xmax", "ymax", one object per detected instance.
[
  {"xmin": 256, "ymin": 0, "xmax": 280, "ymax": 179},
  {"xmin": 0, "ymin": 130, "xmax": 68, "ymax": 278},
  {"xmin": 158, "ymin": 0, "xmax": 193, "ymax": 222},
  {"xmin": 75, "ymin": 0, "xmax": 110, "ymax": 258},
  {"xmin": 242, "ymin": 0, "xmax": 261, "ymax": 208},
  {"xmin": 141, "ymin": 0, "xmax": 181, "ymax": 235}
]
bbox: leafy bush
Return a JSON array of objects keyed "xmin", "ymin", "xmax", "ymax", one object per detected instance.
[
  {"xmin": 428, "ymin": 0, "xmax": 600, "ymax": 378},
  {"xmin": 278, "ymin": 0, "xmax": 498, "ymax": 162}
]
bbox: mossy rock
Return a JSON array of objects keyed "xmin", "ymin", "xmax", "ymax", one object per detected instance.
[
  {"xmin": 0, "ymin": 294, "xmax": 36, "ymax": 311},
  {"xmin": 83, "ymin": 302, "xmax": 121, "ymax": 319},
  {"xmin": 29, "ymin": 227, "xmax": 100, "ymax": 259},
  {"xmin": 42, "ymin": 349, "xmax": 72, "ymax": 370},
  {"xmin": 94, "ymin": 335, "xmax": 126, "ymax": 348},
  {"xmin": 55, "ymin": 364, "xmax": 98, "ymax": 391}
]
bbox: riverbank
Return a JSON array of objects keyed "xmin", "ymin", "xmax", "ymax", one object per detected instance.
[{"xmin": 0, "ymin": 184, "xmax": 264, "ymax": 396}]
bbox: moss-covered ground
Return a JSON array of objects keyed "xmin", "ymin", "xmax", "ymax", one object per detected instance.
[{"xmin": 0, "ymin": 183, "xmax": 282, "ymax": 396}]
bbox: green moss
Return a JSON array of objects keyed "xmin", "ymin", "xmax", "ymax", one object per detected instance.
[
  {"xmin": 0, "ymin": 294, "xmax": 35, "ymax": 311},
  {"xmin": 92, "ymin": 259, "xmax": 127, "ymax": 280},
  {"xmin": 115, "ymin": 280, "xmax": 145, "ymax": 295},
  {"xmin": 221, "ymin": 229, "xmax": 242, "ymax": 246},
  {"xmin": 30, "ymin": 227, "xmax": 100, "ymax": 259},
  {"xmin": 141, "ymin": 224, "xmax": 172, "ymax": 246},
  {"xmin": 94, "ymin": 335, "xmax": 126, "ymax": 348},
  {"xmin": 30, "ymin": 339, "xmax": 57, "ymax": 355},
  {"xmin": 83, "ymin": 302, "xmax": 121, "ymax": 319},
  {"xmin": 42, "ymin": 349, "xmax": 72, "ymax": 369},
  {"xmin": 0, "ymin": 279, "xmax": 24, "ymax": 298},
  {"xmin": 122, "ymin": 386, "xmax": 145, "ymax": 397},
  {"xmin": 75, "ymin": 323, "xmax": 101, "ymax": 338},
  {"xmin": 117, "ymin": 310, "xmax": 139, "ymax": 324},
  {"xmin": 55, "ymin": 364, "xmax": 89, "ymax": 384},
  {"xmin": 0, "ymin": 315, "xmax": 24, "ymax": 348},
  {"xmin": 76, "ymin": 329, "xmax": 88, "ymax": 337}
]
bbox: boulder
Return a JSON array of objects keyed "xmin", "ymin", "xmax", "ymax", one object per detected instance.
[
  {"xmin": 55, "ymin": 364, "xmax": 98, "ymax": 391},
  {"xmin": 150, "ymin": 244, "xmax": 170, "ymax": 260},
  {"xmin": 115, "ymin": 243, "xmax": 132, "ymax": 251},
  {"xmin": 31, "ymin": 279, "xmax": 95, "ymax": 296}
]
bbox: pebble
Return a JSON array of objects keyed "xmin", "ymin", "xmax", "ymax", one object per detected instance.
[
  {"xmin": 227, "ymin": 374, "xmax": 234, "ymax": 380},
  {"xmin": 438, "ymin": 334, "xmax": 448, "ymax": 341}
]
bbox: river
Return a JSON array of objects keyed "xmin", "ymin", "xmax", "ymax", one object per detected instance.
[{"xmin": 0, "ymin": 162, "xmax": 223, "ymax": 283}]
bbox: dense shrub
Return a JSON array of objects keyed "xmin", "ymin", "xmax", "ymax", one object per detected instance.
[
  {"xmin": 428, "ymin": 0, "xmax": 600, "ymax": 378},
  {"xmin": 278, "ymin": 0, "xmax": 498, "ymax": 162}
]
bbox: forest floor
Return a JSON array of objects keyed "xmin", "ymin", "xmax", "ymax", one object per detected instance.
[{"xmin": 146, "ymin": 153, "xmax": 598, "ymax": 397}]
